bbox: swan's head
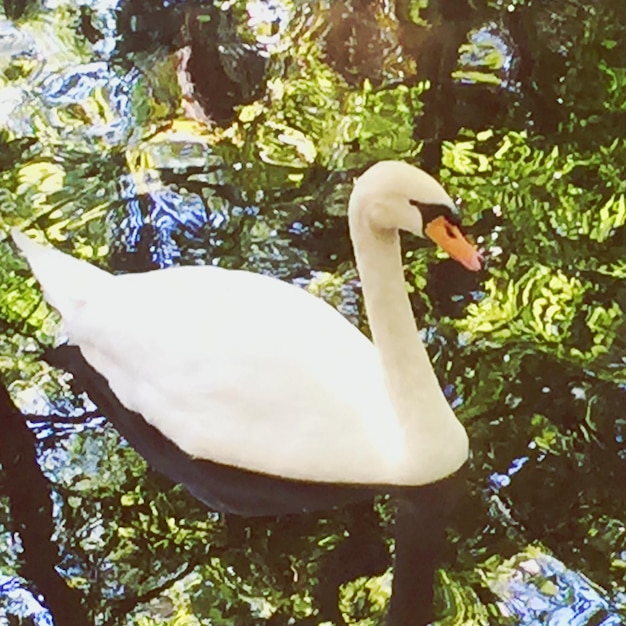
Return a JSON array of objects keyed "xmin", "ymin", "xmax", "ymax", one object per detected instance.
[{"xmin": 349, "ymin": 161, "xmax": 482, "ymax": 271}]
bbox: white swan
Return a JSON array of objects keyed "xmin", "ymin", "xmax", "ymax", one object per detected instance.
[{"xmin": 13, "ymin": 160, "xmax": 482, "ymax": 624}]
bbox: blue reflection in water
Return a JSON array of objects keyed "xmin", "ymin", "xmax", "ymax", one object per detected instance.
[
  {"xmin": 489, "ymin": 552, "xmax": 623, "ymax": 626},
  {"xmin": 489, "ymin": 455, "xmax": 530, "ymax": 489},
  {"xmin": 40, "ymin": 61, "xmax": 136, "ymax": 143},
  {"xmin": 118, "ymin": 179, "xmax": 210, "ymax": 267},
  {"xmin": 0, "ymin": 576, "xmax": 53, "ymax": 626}
]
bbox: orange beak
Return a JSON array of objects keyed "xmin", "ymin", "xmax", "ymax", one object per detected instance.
[{"xmin": 424, "ymin": 216, "xmax": 483, "ymax": 272}]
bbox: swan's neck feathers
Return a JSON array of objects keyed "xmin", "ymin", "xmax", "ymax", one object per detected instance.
[
  {"xmin": 11, "ymin": 229, "xmax": 111, "ymax": 322},
  {"xmin": 348, "ymin": 206, "xmax": 468, "ymax": 480}
]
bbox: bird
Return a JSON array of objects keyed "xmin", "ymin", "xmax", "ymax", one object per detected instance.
[{"xmin": 12, "ymin": 160, "xmax": 482, "ymax": 625}]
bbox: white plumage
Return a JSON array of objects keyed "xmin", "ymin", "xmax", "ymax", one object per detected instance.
[{"xmin": 12, "ymin": 160, "xmax": 481, "ymax": 487}]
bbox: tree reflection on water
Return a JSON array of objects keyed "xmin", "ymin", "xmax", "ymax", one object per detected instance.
[{"xmin": 0, "ymin": 0, "xmax": 624, "ymax": 624}]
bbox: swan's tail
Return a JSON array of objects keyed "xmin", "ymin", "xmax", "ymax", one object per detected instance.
[{"xmin": 11, "ymin": 229, "xmax": 112, "ymax": 321}]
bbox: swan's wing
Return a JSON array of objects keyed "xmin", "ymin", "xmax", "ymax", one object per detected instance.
[{"xmin": 70, "ymin": 266, "xmax": 409, "ymax": 484}]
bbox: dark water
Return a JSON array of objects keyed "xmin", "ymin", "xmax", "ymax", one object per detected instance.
[{"xmin": 0, "ymin": 1, "xmax": 625, "ymax": 624}]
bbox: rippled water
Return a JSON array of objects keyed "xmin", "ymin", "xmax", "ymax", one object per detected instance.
[{"xmin": 1, "ymin": 1, "xmax": 625, "ymax": 624}]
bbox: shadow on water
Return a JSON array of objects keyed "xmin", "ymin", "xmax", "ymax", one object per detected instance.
[{"xmin": 0, "ymin": 0, "xmax": 625, "ymax": 624}]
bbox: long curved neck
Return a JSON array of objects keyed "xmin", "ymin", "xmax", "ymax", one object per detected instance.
[
  {"xmin": 348, "ymin": 202, "xmax": 469, "ymax": 482},
  {"xmin": 350, "ymin": 215, "xmax": 444, "ymax": 429}
]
